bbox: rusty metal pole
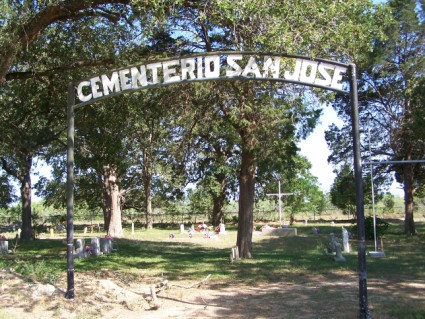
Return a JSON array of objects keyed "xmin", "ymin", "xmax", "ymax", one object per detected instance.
[
  {"xmin": 349, "ymin": 63, "xmax": 369, "ymax": 318},
  {"xmin": 65, "ymin": 83, "xmax": 75, "ymax": 299}
]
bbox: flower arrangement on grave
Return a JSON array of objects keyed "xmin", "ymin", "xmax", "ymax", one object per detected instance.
[
  {"xmin": 104, "ymin": 234, "xmax": 112, "ymax": 239},
  {"xmin": 85, "ymin": 245, "xmax": 94, "ymax": 254},
  {"xmin": 215, "ymin": 226, "xmax": 220, "ymax": 234},
  {"xmin": 0, "ymin": 234, "xmax": 6, "ymax": 240}
]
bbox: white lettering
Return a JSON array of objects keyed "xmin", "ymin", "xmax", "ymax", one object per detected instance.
[
  {"xmin": 77, "ymin": 80, "xmax": 92, "ymax": 102},
  {"xmin": 197, "ymin": 57, "xmax": 203, "ymax": 79},
  {"xmin": 299, "ymin": 60, "xmax": 318, "ymax": 83},
  {"xmin": 204, "ymin": 55, "xmax": 220, "ymax": 78},
  {"xmin": 263, "ymin": 56, "xmax": 280, "ymax": 78},
  {"xmin": 75, "ymin": 54, "xmax": 349, "ymax": 104},
  {"xmin": 163, "ymin": 60, "xmax": 181, "ymax": 83},
  {"xmin": 90, "ymin": 76, "xmax": 103, "ymax": 99},
  {"xmin": 181, "ymin": 58, "xmax": 196, "ymax": 80},
  {"xmin": 226, "ymin": 55, "xmax": 243, "ymax": 77},
  {"xmin": 284, "ymin": 59, "xmax": 302, "ymax": 81},
  {"xmin": 147, "ymin": 62, "xmax": 162, "ymax": 84},
  {"xmin": 131, "ymin": 66, "xmax": 148, "ymax": 88},
  {"xmin": 119, "ymin": 69, "xmax": 131, "ymax": 90},
  {"xmin": 315, "ymin": 63, "xmax": 333, "ymax": 87},
  {"xmin": 101, "ymin": 72, "xmax": 120, "ymax": 96},
  {"xmin": 242, "ymin": 57, "xmax": 262, "ymax": 78},
  {"xmin": 331, "ymin": 66, "xmax": 346, "ymax": 90}
]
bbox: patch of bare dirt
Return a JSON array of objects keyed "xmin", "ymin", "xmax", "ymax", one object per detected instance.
[{"xmin": 1, "ymin": 268, "xmax": 424, "ymax": 319}]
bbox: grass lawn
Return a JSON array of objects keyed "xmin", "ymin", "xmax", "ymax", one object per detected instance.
[{"xmin": 0, "ymin": 220, "xmax": 424, "ymax": 318}]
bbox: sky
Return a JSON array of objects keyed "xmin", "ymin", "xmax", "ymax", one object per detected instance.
[
  {"xmin": 299, "ymin": 105, "xmax": 341, "ymax": 193},
  {"xmin": 298, "ymin": 106, "xmax": 404, "ymax": 197}
]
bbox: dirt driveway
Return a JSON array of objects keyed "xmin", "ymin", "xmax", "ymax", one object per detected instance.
[{"xmin": 4, "ymin": 267, "xmax": 423, "ymax": 319}]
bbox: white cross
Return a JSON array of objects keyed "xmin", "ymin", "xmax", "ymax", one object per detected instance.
[{"xmin": 266, "ymin": 180, "xmax": 294, "ymax": 226}]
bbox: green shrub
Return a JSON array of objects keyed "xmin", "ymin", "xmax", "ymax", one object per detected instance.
[{"xmin": 351, "ymin": 216, "xmax": 389, "ymax": 240}]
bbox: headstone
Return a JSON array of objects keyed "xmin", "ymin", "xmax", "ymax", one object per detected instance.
[
  {"xmin": 342, "ymin": 227, "xmax": 350, "ymax": 253},
  {"xmin": 90, "ymin": 237, "xmax": 102, "ymax": 256},
  {"xmin": 0, "ymin": 240, "xmax": 10, "ymax": 254},
  {"xmin": 230, "ymin": 246, "xmax": 240, "ymax": 263},
  {"xmin": 261, "ymin": 227, "xmax": 297, "ymax": 237},
  {"xmin": 219, "ymin": 223, "xmax": 226, "ymax": 234},
  {"xmin": 83, "ymin": 227, "xmax": 87, "ymax": 235},
  {"xmin": 131, "ymin": 223, "xmax": 135, "ymax": 236},
  {"xmin": 180, "ymin": 224, "xmax": 185, "ymax": 234},
  {"xmin": 74, "ymin": 239, "xmax": 87, "ymax": 258},
  {"xmin": 50, "ymin": 228, "xmax": 54, "ymax": 238},
  {"xmin": 334, "ymin": 240, "xmax": 346, "ymax": 262},
  {"xmin": 329, "ymin": 233, "xmax": 346, "ymax": 262},
  {"xmin": 17, "ymin": 228, "xmax": 21, "ymax": 239},
  {"xmin": 101, "ymin": 238, "xmax": 113, "ymax": 253}
]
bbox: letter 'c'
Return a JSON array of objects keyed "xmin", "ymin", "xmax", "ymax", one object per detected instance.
[{"xmin": 77, "ymin": 81, "xmax": 92, "ymax": 102}]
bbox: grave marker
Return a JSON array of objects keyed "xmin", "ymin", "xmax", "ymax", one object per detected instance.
[
  {"xmin": 219, "ymin": 223, "xmax": 226, "ymax": 234},
  {"xmin": 73, "ymin": 239, "xmax": 87, "ymax": 258},
  {"xmin": 90, "ymin": 237, "xmax": 102, "ymax": 256},
  {"xmin": 342, "ymin": 227, "xmax": 350, "ymax": 253},
  {"xmin": 101, "ymin": 237, "xmax": 114, "ymax": 253},
  {"xmin": 0, "ymin": 240, "xmax": 10, "ymax": 254}
]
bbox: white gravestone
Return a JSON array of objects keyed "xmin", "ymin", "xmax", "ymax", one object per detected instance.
[
  {"xmin": 0, "ymin": 240, "xmax": 10, "ymax": 254},
  {"xmin": 180, "ymin": 224, "xmax": 185, "ymax": 234},
  {"xmin": 74, "ymin": 239, "xmax": 87, "ymax": 258},
  {"xmin": 342, "ymin": 227, "xmax": 350, "ymax": 253},
  {"xmin": 131, "ymin": 223, "xmax": 135, "ymax": 236},
  {"xmin": 90, "ymin": 237, "xmax": 102, "ymax": 256},
  {"xmin": 101, "ymin": 238, "xmax": 114, "ymax": 253},
  {"xmin": 219, "ymin": 223, "xmax": 226, "ymax": 234}
]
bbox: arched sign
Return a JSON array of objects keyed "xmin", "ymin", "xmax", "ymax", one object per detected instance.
[
  {"xmin": 66, "ymin": 51, "xmax": 368, "ymax": 317},
  {"xmin": 73, "ymin": 52, "xmax": 349, "ymax": 107}
]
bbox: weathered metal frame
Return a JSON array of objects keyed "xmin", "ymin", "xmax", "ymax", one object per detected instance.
[{"xmin": 66, "ymin": 52, "xmax": 368, "ymax": 317}]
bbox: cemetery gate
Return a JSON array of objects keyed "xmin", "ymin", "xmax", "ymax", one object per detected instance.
[{"xmin": 66, "ymin": 51, "xmax": 368, "ymax": 317}]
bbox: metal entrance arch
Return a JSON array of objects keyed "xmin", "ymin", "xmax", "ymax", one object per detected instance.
[{"xmin": 66, "ymin": 51, "xmax": 368, "ymax": 317}]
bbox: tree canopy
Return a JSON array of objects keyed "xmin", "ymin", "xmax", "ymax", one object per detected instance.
[{"xmin": 1, "ymin": 0, "xmax": 390, "ymax": 250}]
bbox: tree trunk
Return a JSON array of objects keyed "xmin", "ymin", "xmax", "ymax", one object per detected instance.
[
  {"xmin": 20, "ymin": 168, "xmax": 32, "ymax": 241},
  {"xmin": 100, "ymin": 172, "xmax": 111, "ymax": 231},
  {"xmin": 403, "ymin": 163, "xmax": 416, "ymax": 235},
  {"xmin": 144, "ymin": 172, "xmax": 153, "ymax": 229},
  {"xmin": 236, "ymin": 149, "xmax": 256, "ymax": 258},
  {"xmin": 103, "ymin": 166, "xmax": 123, "ymax": 237},
  {"xmin": 143, "ymin": 151, "xmax": 153, "ymax": 229},
  {"xmin": 211, "ymin": 174, "xmax": 227, "ymax": 226}
]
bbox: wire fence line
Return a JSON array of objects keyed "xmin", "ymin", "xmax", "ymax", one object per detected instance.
[{"xmin": 1, "ymin": 205, "xmax": 423, "ymax": 226}]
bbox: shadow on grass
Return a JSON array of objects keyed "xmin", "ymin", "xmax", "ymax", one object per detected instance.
[{"xmin": 1, "ymin": 221, "xmax": 424, "ymax": 318}]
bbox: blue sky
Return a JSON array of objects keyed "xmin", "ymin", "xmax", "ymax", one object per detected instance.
[{"xmin": 299, "ymin": 106, "xmax": 404, "ymax": 197}]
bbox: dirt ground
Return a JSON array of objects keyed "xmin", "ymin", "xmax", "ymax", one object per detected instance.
[{"xmin": 2, "ymin": 267, "xmax": 424, "ymax": 319}]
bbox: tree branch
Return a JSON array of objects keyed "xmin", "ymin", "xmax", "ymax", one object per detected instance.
[{"xmin": 5, "ymin": 59, "xmax": 115, "ymax": 81}]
